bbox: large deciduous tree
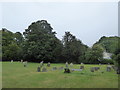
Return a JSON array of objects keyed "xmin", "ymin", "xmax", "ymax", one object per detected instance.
[
  {"xmin": 2, "ymin": 28, "xmax": 23, "ymax": 61},
  {"xmin": 23, "ymin": 20, "xmax": 62, "ymax": 62},
  {"xmin": 62, "ymin": 32, "xmax": 88, "ymax": 63}
]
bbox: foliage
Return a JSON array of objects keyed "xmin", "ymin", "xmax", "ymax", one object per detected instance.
[
  {"xmin": 22, "ymin": 20, "xmax": 62, "ymax": 62},
  {"xmin": 94, "ymin": 36, "xmax": 119, "ymax": 53},
  {"xmin": 83, "ymin": 44, "xmax": 104, "ymax": 64},
  {"xmin": 62, "ymin": 32, "xmax": 88, "ymax": 63},
  {"xmin": 2, "ymin": 28, "xmax": 23, "ymax": 61},
  {"xmin": 1, "ymin": 20, "xmax": 119, "ymax": 64}
]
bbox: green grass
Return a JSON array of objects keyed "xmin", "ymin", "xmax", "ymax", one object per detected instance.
[{"xmin": 2, "ymin": 62, "xmax": 118, "ymax": 88}]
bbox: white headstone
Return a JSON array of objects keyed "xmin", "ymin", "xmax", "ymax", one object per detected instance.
[{"xmin": 11, "ymin": 60, "xmax": 13, "ymax": 63}]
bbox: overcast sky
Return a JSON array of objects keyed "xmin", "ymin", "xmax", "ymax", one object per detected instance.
[{"xmin": 1, "ymin": 2, "xmax": 118, "ymax": 46}]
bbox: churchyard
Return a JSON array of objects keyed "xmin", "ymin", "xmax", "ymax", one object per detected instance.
[{"xmin": 2, "ymin": 61, "xmax": 118, "ymax": 88}]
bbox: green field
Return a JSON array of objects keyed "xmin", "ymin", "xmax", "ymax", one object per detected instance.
[{"xmin": 2, "ymin": 62, "xmax": 118, "ymax": 88}]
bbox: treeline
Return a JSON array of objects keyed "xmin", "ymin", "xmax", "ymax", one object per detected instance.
[{"xmin": 1, "ymin": 20, "xmax": 120, "ymax": 64}]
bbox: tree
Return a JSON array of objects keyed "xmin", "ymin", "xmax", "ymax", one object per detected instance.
[
  {"xmin": 112, "ymin": 38, "xmax": 120, "ymax": 74},
  {"xmin": 2, "ymin": 28, "xmax": 23, "ymax": 61},
  {"xmin": 62, "ymin": 32, "xmax": 88, "ymax": 63},
  {"xmin": 84, "ymin": 44, "xmax": 104, "ymax": 64},
  {"xmin": 23, "ymin": 20, "xmax": 62, "ymax": 62}
]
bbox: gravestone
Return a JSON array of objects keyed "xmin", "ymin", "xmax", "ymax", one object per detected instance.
[
  {"xmin": 23, "ymin": 61, "xmax": 27, "ymax": 67},
  {"xmin": 65, "ymin": 62, "xmax": 69, "ymax": 68},
  {"xmin": 64, "ymin": 68, "xmax": 71, "ymax": 73},
  {"xmin": 47, "ymin": 62, "xmax": 50, "ymax": 67},
  {"xmin": 21, "ymin": 60, "xmax": 23, "ymax": 63},
  {"xmin": 37, "ymin": 66, "xmax": 41, "ymax": 72},
  {"xmin": 90, "ymin": 67, "xmax": 94, "ymax": 72},
  {"xmin": 53, "ymin": 67, "xmax": 57, "ymax": 70},
  {"xmin": 42, "ymin": 67, "xmax": 47, "ymax": 72},
  {"xmin": 70, "ymin": 63, "xmax": 73, "ymax": 68},
  {"xmin": 80, "ymin": 66, "xmax": 84, "ymax": 69},
  {"xmin": 106, "ymin": 67, "xmax": 111, "ymax": 72},
  {"xmin": 106, "ymin": 64, "xmax": 112, "ymax": 72},
  {"xmin": 11, "ymin": 60, "xmax": 13, "ymax": 63},
  {"xmin": 40, "ymin": 61, "xmax": 44, "ymax": 67},
  {"xmin": 58, "ymin": 67, "xmax": 64, "ymax": 70},
  {"xmin": 81, "ymin": 62, "xmax": 84, "ymax": 65},
  {"xmin": 94, "ymin": 67, "xmax": 100, "ymax": 71},
  {"xmin": 116, "ymin": 67, "xmax": 120, "ymax": 74},
  {"xmin": 99, "ymin": 63, "xmax": 101, "ymax": 65}
]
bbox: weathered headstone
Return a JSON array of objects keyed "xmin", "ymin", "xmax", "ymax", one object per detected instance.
[
  {"xmin": 65, "ymin": 62, "xmax": 68, "ymax": 68},
  {"xmin": 21, "ymin": 59, "xmax": 23, "ymax": 63},
  {"xmin": 42, "ymin": 67, "xmax": 47, "ymax": 72},
  {"xmin": 52, "ymin": 67, "xmax": 57, "ymax": 70},
  {"xmin": 11, "ymin": 60, "xmax": 13, "ymax": 63},
  {"xmin": 80, "ymin": 66, "xmax": 84, "ymax": 69},
  {"xmin": 23, "ymin": 61, "xmax": 27, "ymax": 67},
  {"xmin": 106, "ymin": 65, "xmax": 112, "ymax": 72},
  {"xmin": 90, "ymin": 67, "xmax": 100, "ymax": 72},
  {"xmin": 99, "ymin": 63, "xmax": 101, "ymax": 65},
  {"xmin": 40, "ymin": 61, "xmax": 44, "ymax": 67},
  {"xmin": 47, "ymin": 62, "xmax": 50, "ymax": 67},
  {"xmin": 58, "ymin": 67, "xmax": 64, "ymax": 70},
  {"xmin": 106, "ymin": 67, "xmax": 111, "ymax": 72},
  {"xmin": 70, "ymin": 63, "xmax": 73, "ymax": 68},
  {"xmin": 94, "ymin": 67, "xmax": 100, "ymax": 71},
  {"xmin": 116, "ymin": 67, "xmax": 120, "ymax": 74},
  {"xmin": 90, "ymin": 67, "xmax": 94, "ymax": 72},
  {"xmin": 81, "ymin": 62, "xmax": 84, "ymax": 65}
]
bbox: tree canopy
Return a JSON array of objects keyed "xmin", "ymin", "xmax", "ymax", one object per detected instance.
[{"xmin": 1, "ymin": 20, "xmax": 119, "ymax": 64}]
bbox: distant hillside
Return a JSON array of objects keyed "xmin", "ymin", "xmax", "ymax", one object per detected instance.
[{"xmin": 94, "ymin": 36, "xmax": 120, "ymax": 54}]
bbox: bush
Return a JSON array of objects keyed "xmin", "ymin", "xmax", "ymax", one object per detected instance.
[{"xmin": 100, "ymin": 59, "xmax": 114, "ymax": 64}]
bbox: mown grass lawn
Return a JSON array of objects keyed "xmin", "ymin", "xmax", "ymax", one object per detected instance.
[{"xmin": 2, "ymin": 62, "xmax": 118, "ymax": 88}]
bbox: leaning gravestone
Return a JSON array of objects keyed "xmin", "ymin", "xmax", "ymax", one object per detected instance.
[
  {"xmin": 42, "ymin": 67, "xmax": 47, "ymax": 72},
  {"xmin": 40, "ymin": 61, "xmax": 44, "ymax": 67}
]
